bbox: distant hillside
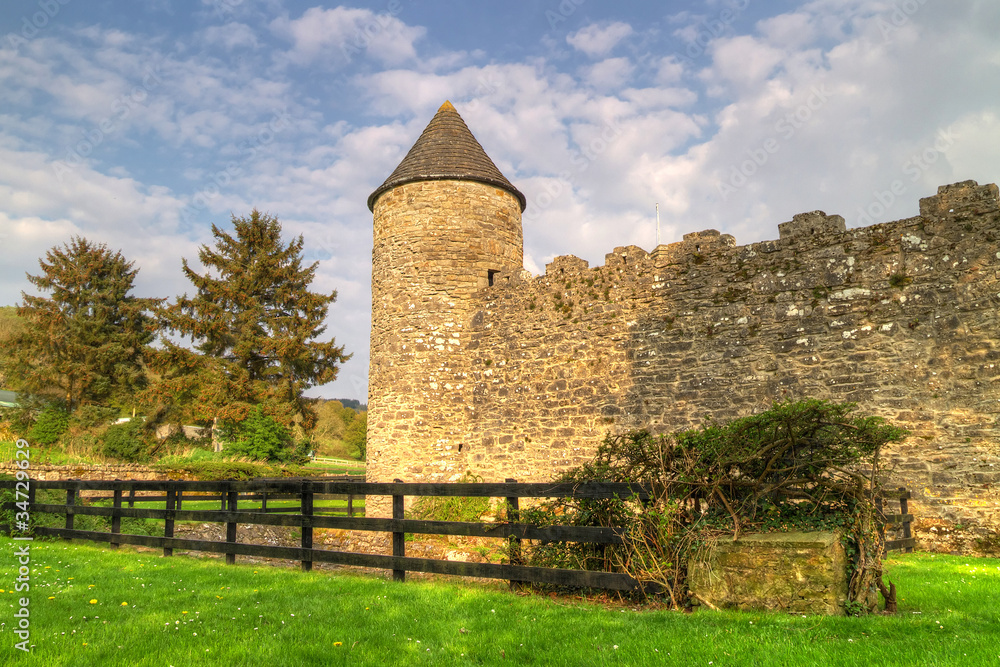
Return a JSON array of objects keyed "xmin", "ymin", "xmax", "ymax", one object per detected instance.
[{"xmin": 335, "ymin": 398, "xmax": 367, "ymax": 412}]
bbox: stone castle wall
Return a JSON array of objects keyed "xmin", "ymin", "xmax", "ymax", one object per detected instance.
[{"xmin": 369, "ymin": 180, "xmax": 1000, "ymax": 553}]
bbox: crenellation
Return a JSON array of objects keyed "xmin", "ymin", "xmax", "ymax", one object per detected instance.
[
  {"xmin": 778, "ymin": 211, "xmax": 847, "ymax": 240},
  {"xmin": 919, "ymin": 180, "xmax": 1000, "ymax": 219}
]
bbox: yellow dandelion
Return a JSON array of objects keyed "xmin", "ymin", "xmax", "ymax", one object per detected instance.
[
  {"xmin": 121, "ymin": 602, "xmax": 128, "ymax": 606},
  {"xmin": 67, "ymin": 577, "xmax": 73, "ymax": 580},
  {"xmin": 82, "ymin": 643, "xmax": 87, "ymax": 646},
  {"xmin": 48, "ymin": 596, "xmax": 55, "ymax": 600},
  {"xmin": 182, "ymin": 611, "xmax": 188, "ymax": 615},
  {"xmin": 334, "ymin": 642, "xmax": 343, "ymax": 647},
  {"xmin": 88, "ymin": 585, "xmax": 95, "ymax": 589},
  {"xmin": 89, "ymin": 599, "xmax": 98, "ymax": 604}
]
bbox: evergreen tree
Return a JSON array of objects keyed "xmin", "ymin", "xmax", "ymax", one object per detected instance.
[
  {"xmin": 1, "ymin": 238, "xmax": 161, "ymax": 411},
  {"xmin": 156, "ymin": 210, "xmax": 349, "ymax": 427}
]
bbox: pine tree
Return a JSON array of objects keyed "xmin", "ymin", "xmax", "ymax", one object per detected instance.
[
  {"xmin": 156, "ymin": 210, "xmax": 349, "ymax": 428},
  {"xmin": 2, "ymin": 237, "xmax": 161, "ymax": 411}
]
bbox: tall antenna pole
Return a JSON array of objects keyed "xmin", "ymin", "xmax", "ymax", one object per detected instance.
[{"xmin": 655, "ymin": 203, "xmax": 660, "ymax": 246}]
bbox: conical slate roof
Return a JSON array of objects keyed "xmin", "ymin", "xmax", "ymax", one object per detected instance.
[{"xmin": 367, "ymin": 101, "xmax": 526, "ymax": 212}]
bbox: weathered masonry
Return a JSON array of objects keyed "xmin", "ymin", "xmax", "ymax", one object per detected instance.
[{"xmin": 367, "ymin": 101, "xmax": 1000, "ymax": 552}]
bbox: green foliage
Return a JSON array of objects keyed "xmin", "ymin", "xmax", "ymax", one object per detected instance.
[
  {"xmin": 152, "ymin": 210, "xmax": 349, "ymax": 430},
  {"xmin": 408, "ymin": 472, "xmax": 491, "ymax": 522},
  {"xmin": 69, "ymin": 404, "xmax": 121, "ymax": 430},
  {"xmin": 152, "ymin": 459, "xmax": 312, "ymax": 480},
  {"xmin": 889, "ymin": 272, "xmax": 912, "ymax": 288},
  {"xmin": 308, "ymin": 399, "xmax": 363, "ymax": 459},
  {"xmin": 101, "ymin": 420, "xmax": 150, "ymax": 463},
  {"xmin": 343, "ymin": 410, "xmax": 367, "ymax": 460},
  {"xmin": 221, "ymin": 405, "xmax": 294, "ymax": 462},
  {"xmin": 521, "ymin": 400, "xmax": 908, "ymax": 608},
  {"xmin": 27, "ymin": 404, "xmax": 70, "ymax": 445},
  {"xmin": 2, "ymin": 237, "xmax": 162, "ymax": 411},
  {"xmin": 0, "ymin": 306, "xmax": 25, "ymax": 389}
]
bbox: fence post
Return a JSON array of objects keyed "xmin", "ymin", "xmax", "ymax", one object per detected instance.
[
  {"xmin": 392, "ymin": 479, "xmax": 405, "ymax": 582},
  {"xmin": 261, "ymin": 490, "xmax": 268, "ymax": 514},
  {"xmin": 226, "ymin": 484, "xmax": 238, "ymax": 565},
  {"xmin": 347, "ymin": 494, "xmax": 353, "ymax": 518},
  {"xmin": 111, "ymin": 483, "xmax": 123, "ymax": 550},
  {"xmin": 128, "ymin": 487, "xmax": 135, "ymax": 508},
  {"xmin": 899, "ymin": 487, "xmax": 913, "ymax": 553},
  {"xmin": 26, "ymin": 483, "xmax": 35, "ymax": 533},
  {"xmin": 64, "ymin": 487, "xmax": 75, "ymax": 541},
  {"xmin": 505, "ymin": 478, "xmax": 523, "ymax": 591},
  {"xmin": 301, "ymin": 482, "xmax": 314, "ymax": 572},
  {"xmin": 176, "ymin": 489, "xmax": 183, "ymax": 511},
  {"xmin": 164, "ymin": 488, "xmax": 176, "ymax": 557}
]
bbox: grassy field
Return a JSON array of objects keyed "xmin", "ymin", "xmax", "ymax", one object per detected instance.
[
  {"xmin": 1, "ymin": 538, "xmax": 997, "ymax": 666},
  {"xmin": 84, "ymin": 494, "xmax": 364, "ymax": 513},
  {"xmin": 0, "ymin": 440, "xmax": 367, "ymax": 473}
]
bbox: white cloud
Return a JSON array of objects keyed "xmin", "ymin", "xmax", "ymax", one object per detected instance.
[
  {"xmin": 566, "ymin": 22, "xmax": 634, "ymax": 58},
  {"xmin": 201, "ymin": 22, "xmax": 259, "ymax": 50},
  {"xmin": 702, "ymin": 36, "xmax": 785, "ymax": 91},
  {"xmin": 270, "ymin": 6, "xmax": 425, "ymax": 68},
  {"xmin": 757, "ymin": 12, "xmax": 816, "ymax": 49},
  {"xmin": 581, "ymin": 58, "xmax": 635, "ymax": 91}
]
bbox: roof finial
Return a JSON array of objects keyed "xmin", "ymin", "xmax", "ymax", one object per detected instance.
[{"xmin": 439, "ymin": 100, "xmax": 456, "ymax": 112}]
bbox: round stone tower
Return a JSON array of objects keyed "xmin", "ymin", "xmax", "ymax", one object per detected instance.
[{"xmin": 366, "ymin": 101, "xmax": 526, "ymax": 500}]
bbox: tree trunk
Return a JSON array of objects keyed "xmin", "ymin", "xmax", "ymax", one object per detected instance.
[{"xmin": 877, "ymin": 578, "xmax": 897, "ymax": 613}]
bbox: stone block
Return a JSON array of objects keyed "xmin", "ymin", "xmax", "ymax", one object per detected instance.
[{"xmin": 688, "ymin": 531, "xmax": 854, "ymax": 615}]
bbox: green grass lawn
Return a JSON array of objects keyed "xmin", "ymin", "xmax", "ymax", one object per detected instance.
[
  {"xmin": 88, "ymin": 496, "xmax": 364, "ymax": 514},
  {"xmin": 1, "ymin": 538, "xmax": 997, "ymax": 666}
]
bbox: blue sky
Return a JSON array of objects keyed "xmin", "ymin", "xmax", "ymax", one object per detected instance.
[{"xmin": 1, "ymin": 0, "xmax": 998, "ymax": 402}]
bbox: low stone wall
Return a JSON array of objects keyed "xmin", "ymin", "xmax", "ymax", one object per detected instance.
[
  {"xmin": 0, "ymin": 463, "xmax": 192, "ymax": 481},
  {"xmin": 688, "ymin": 531, "xmax": 871, "ymax": 615}
]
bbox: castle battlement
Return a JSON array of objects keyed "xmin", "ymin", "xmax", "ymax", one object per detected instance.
[
  {"xmin": 366, "ymin": 100, "xmax": 1000, "ymax": 553},
  {"xmin": 919, "ymin": 180, "xmax": 1000, "ymax": 219}
]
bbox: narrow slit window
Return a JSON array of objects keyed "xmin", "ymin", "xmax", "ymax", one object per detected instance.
[{"xmin": 488, "ymin": 269, "xmax": 499, "ymax": 286}]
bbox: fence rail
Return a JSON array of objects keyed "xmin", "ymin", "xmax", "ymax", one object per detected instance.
[
  {"xmin": 878, "ymin": 487, "xmax": 916, "ymax": 553},
  {"xmin": 1, "ymin": 478, "xmax": 653, "ymax": 592},
  {"xmin": 1, "ymin": 480, "xmax": 915, "ymax": 590}
]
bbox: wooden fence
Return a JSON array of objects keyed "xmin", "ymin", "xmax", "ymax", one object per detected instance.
[
  {"xmin": 0, "ymin": 478, "xmax": 653, "ymax": 591},
  {"xmin": 879, "ymin": 487, "xmax": 916, "ymax": 553},
  {"xmin": 0, "ymin": 480, "xmax": 915, "ymax": 591}
]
